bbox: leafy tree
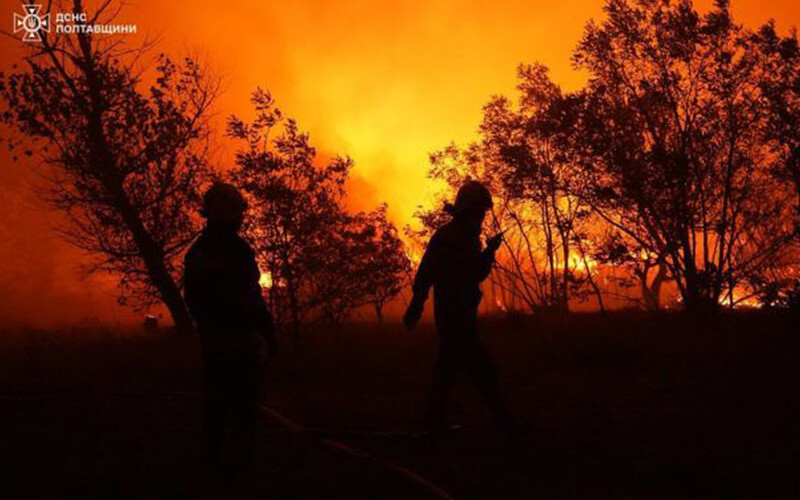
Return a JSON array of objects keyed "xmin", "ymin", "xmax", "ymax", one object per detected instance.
[
  {"xmin": 751, "ymin": 22, "xmax": 800, "ymax": 302},
  {"xmin": 570, "ymin": 0, "xmax": 795, "ymax": 312},
  {"xmin": 0, "ymin": 0, "xmax": 218, "ymax": 332},
  {"xmin": 304, "ymin": 206, "xmax": 409, "ymax": 324},
  {"xmin": 228, "ymin": 90, "xmax": 408, "ymax": 336},
  {"xmin": 756, "ymin": 21, "xmax": 800, "ymax": 216},
  {"xmin": 357, "ymin": 206, "xmax": 411, "ymax": 323},
  {"xmin": 418, "ymin": 64, "xmax": 603, "ymax": 312}
]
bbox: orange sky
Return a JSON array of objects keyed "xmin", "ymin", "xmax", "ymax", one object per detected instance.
[{"xmin": 1, "ymin": 0, "xmax": 799, "ymax": 325}]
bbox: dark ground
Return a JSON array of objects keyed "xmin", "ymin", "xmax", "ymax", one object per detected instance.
[{"xmin": 1, "ymin": 311, "xmax": 798, "ymax": 499}]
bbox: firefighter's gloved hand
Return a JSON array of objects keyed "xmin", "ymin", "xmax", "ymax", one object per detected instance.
[
  {"xmin": 486, "ymin": 232, "xmax": 504, "ymax": 253},
  {"xmin": 403, "ymin": 295, "xmax": 424, "ymax": 330}
]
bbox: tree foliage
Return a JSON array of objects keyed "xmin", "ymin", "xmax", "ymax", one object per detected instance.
[
  {"xmin": 0, "ymin": 0, "xmax": 218, "ymax": 331},
  {"xmin": 228, "ymin": 90, "xmax": 409, "ymax": 336},
  {"xmin": 570, "ymin": 0, "xmax": 796, "ymax": 311},
  {"xmin": 416, "ymin": 0, "xmax": 800, "ymax": 313}
]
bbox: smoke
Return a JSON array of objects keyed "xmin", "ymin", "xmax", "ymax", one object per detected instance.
[{"xmin": 0, "ymin": 0, "xmax": 797, "ymax": 326}]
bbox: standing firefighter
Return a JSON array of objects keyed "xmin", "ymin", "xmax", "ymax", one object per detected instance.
[
  {"xmin": 184, "ymin": 182, "xmax": 278, "ymax": 485},
  {"xmin": 404, "ymin": 180, "xmax": 517, "ymax": 438}
]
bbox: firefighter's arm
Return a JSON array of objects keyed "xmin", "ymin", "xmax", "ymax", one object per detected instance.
[
  {"xmin": 404, "ymin": 233, "xmax": 439, "ymax": 329},
  {"xmin": 478, "ymin": 232, "xmax": 503, "ymax": 281}
]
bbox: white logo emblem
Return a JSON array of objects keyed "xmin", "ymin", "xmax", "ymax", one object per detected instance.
[{"xmin": 13, "ymin": 4, "xmax": 50, "ymax": 42}]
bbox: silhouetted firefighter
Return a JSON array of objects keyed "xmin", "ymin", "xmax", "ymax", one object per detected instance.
[
  {"xmin": 404, "ymin": 180, "xmax": 517, "ymax": 439},
  {"xmin": 183, "ymin": 182, "xmax": 278, "ymax": 485}
]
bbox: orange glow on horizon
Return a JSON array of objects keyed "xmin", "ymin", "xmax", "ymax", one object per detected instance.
[
  {"xmin": 3, "ymin": 0, "xmax": 799, "ymax": 226},
  {"xmin": 138, "ymin": 0, "xmax": 799, "ymax": 226},
  {"xmin": 1, "ymin": 0, "xmax": 799, "ymax": 324}
]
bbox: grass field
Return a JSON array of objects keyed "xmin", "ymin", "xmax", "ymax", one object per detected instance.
[{"xmin": 1, "ymin": 311, "xmax": 797, "ymax": 499}]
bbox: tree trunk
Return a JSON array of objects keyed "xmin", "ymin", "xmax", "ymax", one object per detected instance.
[
  {"xmin": 113, "ymin": 183, "xmax": 194, "ymax": 334},
  {"xmin": 641, "ymin": 263, "xmax": 667, "ymax": 311},
  {"xmin": 76, "ymin": 19, "xmax": 194, "ymax": 334},
  {"xmin": 561, "ymin": 239, "xmax": 570, "ymax": 312},
  {"xmin": 679, "ymin": 232, "xmax": 716, "ymax": 314},
  {"xmin": 284, "ymin": 270, "xmax": 301, "ymax": 344}
]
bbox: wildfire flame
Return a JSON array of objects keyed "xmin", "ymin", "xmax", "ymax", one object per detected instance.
[{"xmin": 259, "ymin": 271, "xmax": 273, "ymax": 289}]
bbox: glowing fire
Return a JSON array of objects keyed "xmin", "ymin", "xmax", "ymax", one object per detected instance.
[
  {"xmin": 720, "ymin": 291, "xmax": 761, "ymax": 309},
  {"xmin": 259, "ymin": 271, "xmax": 273, "ymax": 289}
]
